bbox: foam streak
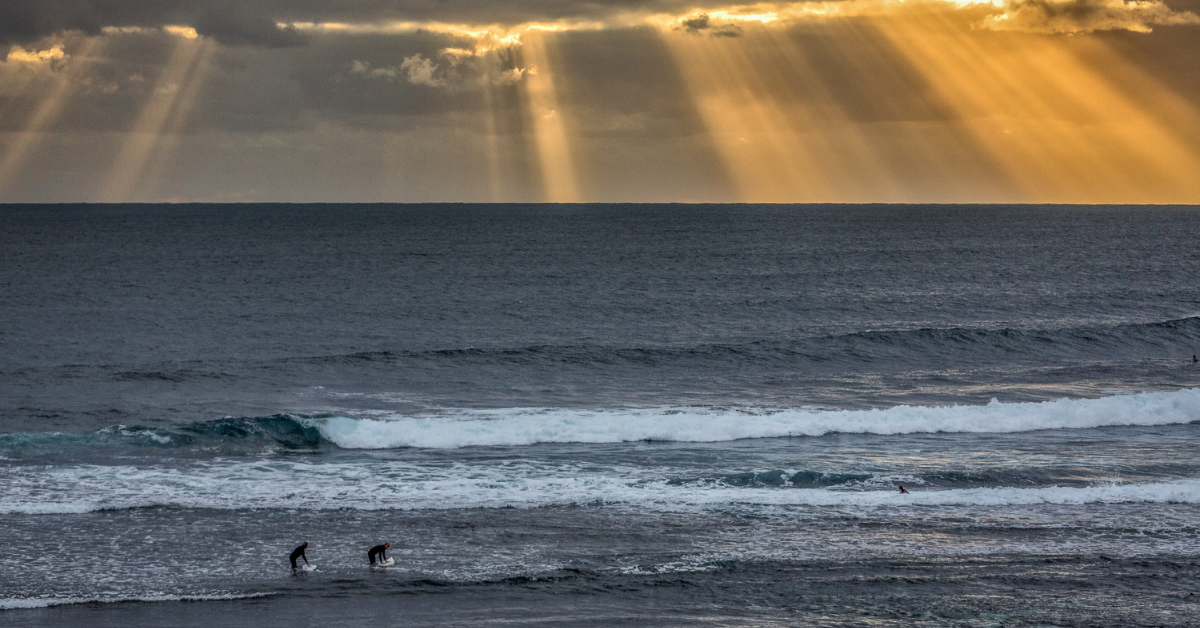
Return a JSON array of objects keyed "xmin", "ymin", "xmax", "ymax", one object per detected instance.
[{"xmin": 316, "ymin": 388, "xmax": 1200, "ymax": 449}]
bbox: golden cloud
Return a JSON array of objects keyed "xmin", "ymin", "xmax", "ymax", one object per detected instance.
[
  {"xmin": 5, "ymin": 45, "xmax": 66, "ymax": 64},
  {"xmin": 981, "ymin": 0, "xmax": 1200, "ymax": 33},
  {"xmin": 292, "ymin": 0, "xmax": 1200, "ymax": 41}
]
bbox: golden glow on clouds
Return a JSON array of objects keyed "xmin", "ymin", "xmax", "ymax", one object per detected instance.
[
  {"xmin": 164, "ymin": 26, "xmax": 200, "ymax": 39},
  {"xmin": 287, "ymin": 0, "xmax": 1198, "ymax": 37},
  {"xmin": 982, "ymin": 0, "xmax": 1200, "ymax": 33},
  {"xmin": 100, "ymin": 25, "xmax": 207, "ymax": 38},
  {"xmin": 283, "ymin": 0, "xmax": 1200, "ymax": 203},
  {"xmin": 5, "ymin": 45, "xmax": 67, "ymax": 64},
  {"xmin": 2, "ymin": 0, "xmax": 1199, "ymax": 202},
  {"xmin": 289, "ymin": 20, "xmax": 599, "ymax": 44}
]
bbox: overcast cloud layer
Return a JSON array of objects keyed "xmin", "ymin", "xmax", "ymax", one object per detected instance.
[
  {"xmin": 1, "ymin": 0, "xmax": 1199, "ymax": 202},
  {"xmin": 1, "ymin": 0, "xmax": 718, "ymax": 45}
]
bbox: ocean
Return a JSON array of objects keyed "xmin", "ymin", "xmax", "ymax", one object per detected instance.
[{"xmin": 1, "ymin": 204, "xmax": 1198, "ymax": 626}]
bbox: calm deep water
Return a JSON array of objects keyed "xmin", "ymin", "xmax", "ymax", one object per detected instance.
[{"xmin": 2, "ymin": 204, "xmax": 1199, "ymax": 626}]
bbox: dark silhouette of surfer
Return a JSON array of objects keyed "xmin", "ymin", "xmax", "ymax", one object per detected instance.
[
  {"xmin": 368, "ymin": 542, "xmax": 391, "ymax": 565},
  {"xmin": 290, "ymin": 541, "xmax": 310, "ymax": 570},
  {"xmin": 1193, "ymin": 355, "xmax": 1197, "ymax": 363},
  {"xmin": 897, "ymin": 486, "xmax": 909, "ymax": 494}
]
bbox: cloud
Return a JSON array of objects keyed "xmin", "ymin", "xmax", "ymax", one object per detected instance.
[
  {"xmin": 191, "ymin": 6, "xmax": 306, "ymax": 47},
  {"xmin": 5, "ymin": 44, "xmax": 66, "ymax": 64},
  {"xmin": 350, "ymin": 59, "xmax": 398, "ymax": 80},
  {"xmin": 400, "ymin": 55, "xmax": 445, "ymax": 87},
  {"xmin": 676, "ymin": 12, "xmax": 746, "ymax": 36},
  {"xmin": 0, "ymin": 1, "xmax": 306, "ymax": 46},
  {"xmin": 982, "ymin": 0, "xmax": 1200, "ymax": 33},
  {"xmin": 352, "ymin": 42, "xmax": 529, "ymax": 91},
  {"xmin": 0, "ymin": 43, "xmax": 71, "ymax": 91},
  {"xmin": 5, "ymin": 0, "xmax": 1194, "ymax": 50},
  {"xmin": 679, "ymin": 12, "xmax": 716, "ymax": 32},
  {"xmin": 0, "ymin": 1, "xmax": 772, "ymax": 47}
]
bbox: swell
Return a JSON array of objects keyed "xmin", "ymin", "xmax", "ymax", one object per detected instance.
[
  {"xmin": 3, "ymin": 388, "xmax": 1199, "ymax": 453},
  {"xmin": 302, "ymin": 315, "xmax": 1200, "ymax": 368},
  {"xmin": 0, "ymin": 415, "xmax": 326, "ymax": 453},
  {"xmin": 5, "ymin": 316, "xmax": 1195, "ymax": 387}
]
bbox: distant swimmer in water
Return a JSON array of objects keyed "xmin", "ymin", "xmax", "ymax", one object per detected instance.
[
  {"xmin": 1193, "ymin": 355, "xmax": 1197, "ymax": 363},
  {"xmin": 898, "ymin": 486, "xmax": 909, "ymax": 494},
  {"xmin": 368, "ymin": 542, "xmax": 391, "ymax": 565},
  {"xmin": 290, "ymin": 541, "xmax": 310, "ymax": 570}
]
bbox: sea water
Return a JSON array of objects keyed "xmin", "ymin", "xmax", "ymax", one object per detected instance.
[{"xmin": 1, "ymin": 204, "xmax": 1198, "ymax": 626}]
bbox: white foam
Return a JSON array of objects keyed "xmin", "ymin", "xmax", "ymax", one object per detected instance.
[
  {"xmin": 3, "ymin": 459, "xmax": 1199, "ymax": 514},
  {"xmin": 314, "ymin": 388, "xmax": 1200, "ymax": 449},
  {"xmin": 0, "ymin": 592, "xmax": 271, "ymax": 611}
]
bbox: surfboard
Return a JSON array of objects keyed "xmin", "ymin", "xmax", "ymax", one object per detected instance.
[
  {"xmin": 375, "ymin": 558, "xmax": 395, "ymax": 567},
  {"xmin": 301, "ymin": 564, "xmax": 317, "ymax": 572}
]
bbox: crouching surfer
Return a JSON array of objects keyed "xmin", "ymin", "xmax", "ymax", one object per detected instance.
[
  {"xmin": 290, "ymin": 541, "xmax": 311, "ymax": 571},
  {"xmin": 369, "ymin": 542, "xmax": 391, "ymax": 566}
]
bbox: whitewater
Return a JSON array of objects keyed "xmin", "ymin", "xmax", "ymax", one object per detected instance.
[
  {"xmin": 6, "ymin": 388, "xmax": 1194, "ymax": 454},
  {"xmin": 4, "ymin": 463, "xmax": 1200, "ymax": 514},
  {"xmin": 313, "ymin": 388, "xmax": 1200, "ymax": 449}
]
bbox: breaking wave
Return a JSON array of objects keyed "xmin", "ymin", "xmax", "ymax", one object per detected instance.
[
  {"xmin": 2, "ymin": 388, "xmax": 1198, "ymax": 453},
  {"xmin": 315, "ymin": 388, "xmax": 1200, "ymax": 449}
]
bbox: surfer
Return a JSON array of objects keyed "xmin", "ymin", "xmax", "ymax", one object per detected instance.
[
  {"xmin": 289, "ymin": 541, "xmax": 310, "ymax": 570},
  {"xmin": 897, "ymin": 486, "xmax": 909, "ymax": 494},
  {"xmin": 368, "ymin": 542, "xmax": 391, "ymax": 565}
]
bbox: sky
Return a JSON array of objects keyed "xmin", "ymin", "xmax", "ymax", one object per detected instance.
[{"xmin": 1, "ymin": 0, "xmax": 1199, "ymax": 203}]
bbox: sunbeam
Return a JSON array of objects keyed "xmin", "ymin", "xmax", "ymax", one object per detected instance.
[
  {"xmin": 873, "ymin": 6, "xmax": 1200, "ymax": 202},
  {"xmin": 661, "ymin": 23, "xmax": 912, "ymax": 202},
  {"xmin": 519, "ymin": 31, "xmax": 580, "ymax": 203},
  {"xmin": 0, "ymin": 38, "xmax": 104, "ymax": 197},
  {"xmin": 481, "ymin": 79, "xmax": 505, "ymax": 202},
  {"xmin": 132, "ymin": 39, "xmax": 216, "ymax": 201},
  {"xmin": 2, "ymin": 1, "xmax": 1198, "ymax": 202},
  {"xmin": 98, "ymin": 34, "xmax": 209, "ymax": 203}
]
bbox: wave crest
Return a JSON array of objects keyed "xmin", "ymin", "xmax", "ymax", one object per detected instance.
[
  {"xmin": 3, "ymin": 388, "xmax": 1197, "ymax": 454},
  {"xmin": 314, "ymin": 388, "xmax": 1200, "ymax": 449}
]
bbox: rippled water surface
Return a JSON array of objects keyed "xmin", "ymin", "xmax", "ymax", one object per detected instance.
[{"xmin": 2, "ymin": 204, "xmax": 1199, "ymax": 626}]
